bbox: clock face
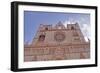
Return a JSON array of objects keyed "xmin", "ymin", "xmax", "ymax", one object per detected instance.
[{"xmin": 54, "ymin": 32, "xmax": 65, "ymax": 42}]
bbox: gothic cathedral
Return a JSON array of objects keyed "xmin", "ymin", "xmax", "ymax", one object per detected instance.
[{"xmin": 24, "ymin": 21, "xmax": 90, "ymax": 62}]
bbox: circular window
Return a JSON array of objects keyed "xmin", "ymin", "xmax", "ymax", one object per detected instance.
[{"xmin": 54, "ymin": 32, "xmax": 65, "ymax": 42}]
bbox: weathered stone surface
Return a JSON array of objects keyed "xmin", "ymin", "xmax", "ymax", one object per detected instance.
[{"xmin": 24, "ymin": 22, "xmax": 90, "ymax": 62}]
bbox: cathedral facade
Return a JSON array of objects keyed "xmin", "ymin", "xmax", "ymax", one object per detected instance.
[{"xmin": 24, "ymin": 22, "xmax": 90, "ymax": 62}]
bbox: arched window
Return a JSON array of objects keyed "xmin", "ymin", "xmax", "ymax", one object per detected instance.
[
  {"xmin": 38, "ymin": 35, "xmax": 45, "ymax": 41},
  {"xmin": 45, "ymin": 27, "xmax": 48, "ymax": 30},
  {"xmin": 71, "ymin": 26, "xmax": 74, "ymax": 30}
]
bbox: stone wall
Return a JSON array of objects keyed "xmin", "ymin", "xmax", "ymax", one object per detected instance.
[{"xmin": 24, "ymin": 43, "xmax": 90, "ymax": 61}]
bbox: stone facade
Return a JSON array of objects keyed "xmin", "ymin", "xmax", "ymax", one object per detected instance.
[{"xmin": 24, "ymin": 21, "xmax": 90, "ymax": 62}]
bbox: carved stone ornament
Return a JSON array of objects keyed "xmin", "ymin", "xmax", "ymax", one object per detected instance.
[{"xmin": 54, "ymin": 32, "xmax": 65, "ymax": 42}]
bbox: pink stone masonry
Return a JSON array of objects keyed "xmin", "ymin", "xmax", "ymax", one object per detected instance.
[{"xmin": 24, "ymin": 22, "xmax": 90, "ymax": 62}]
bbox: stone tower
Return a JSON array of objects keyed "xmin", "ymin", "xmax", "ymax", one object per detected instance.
[{"xmin": 24, "ymin": 21, "xmax": 90, "ymax": 62}]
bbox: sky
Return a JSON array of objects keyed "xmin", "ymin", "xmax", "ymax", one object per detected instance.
[{"xmin": 24, "ymin": 11, "xmax": 90, "ymax": 44}]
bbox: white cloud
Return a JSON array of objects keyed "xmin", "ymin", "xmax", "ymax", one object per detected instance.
[
  {"xmin": 84, "ymin": 36, "xmax": 89, "ymax": 42},
  {"xmin": 63, "ymin": 20, "xmax": 68, "ymax": 27},
  {"xmin": 79, "ymin": 24, "xmax": 91, "ymax": 41}
]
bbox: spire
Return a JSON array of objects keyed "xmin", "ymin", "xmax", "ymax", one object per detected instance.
[
  {"xmin": 57, "ymin": 21, "xmax": 63, "ymax": 25},
  {"xmin": 55, "ymin": 21, "xmax": 65, "ymax": 29}
]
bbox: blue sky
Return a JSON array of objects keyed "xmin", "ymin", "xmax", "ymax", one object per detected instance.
[{"xmin": 24, "ymin": 11, "xmax": 90, "ymax": 44}]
